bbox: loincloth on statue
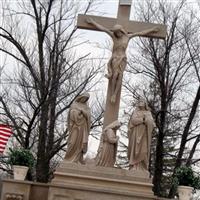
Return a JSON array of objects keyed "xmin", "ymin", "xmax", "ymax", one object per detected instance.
[{"xmin": 108, "ymin": 55, "xmax": 127, "ymax": 75}]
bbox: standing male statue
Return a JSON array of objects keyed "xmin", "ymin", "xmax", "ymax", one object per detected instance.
[
  {"xmin": 87, "ymin": 18, "xmax": 159, "ymax": 103},
  {"xmin": 128, "ymin": 99, "xmax": 155, "ymax": 171}
]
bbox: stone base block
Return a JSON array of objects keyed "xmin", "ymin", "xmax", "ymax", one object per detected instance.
[
  {"xmin": 1, "ymin": 179, "xmax": 49, "ymax": 200},
  {"xmin": 1, "ymin": 180, "xmax": 30, "ymax": 200},
  {"xmin": 48, "ymin": 161, "xmax": 157, "ymax": 200}
]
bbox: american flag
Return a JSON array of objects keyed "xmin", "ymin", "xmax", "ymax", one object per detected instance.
[{"xmin": 0, "ymin": 124, "xmax": 13, "ymax": 154}]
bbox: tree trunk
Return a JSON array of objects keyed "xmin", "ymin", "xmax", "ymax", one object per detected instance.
[
  {"xmin": 36, "ymin": 157, "xmax": 50, "ymax": 182},
  {"xmin": 36, "ymin": 101, "xmax": 49, "ymax": 182},
  {"xmin": 153, "ymin": 97, "xmax": 167, "ymax": 196}
]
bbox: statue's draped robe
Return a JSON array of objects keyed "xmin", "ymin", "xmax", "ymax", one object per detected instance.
[
  {"xmin": 65, "ymin": 101, "xmax": 91, "ymax": 164},
  {"xmin": 96, "ymin": 129, "xmax": 118, "ymax": 167},
  {"xmin": 128, "ymin": 110, "xmax": 155, "ymax": 170}
]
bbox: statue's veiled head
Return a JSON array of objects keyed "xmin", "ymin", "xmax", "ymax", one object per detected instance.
[
  {"xmin": 104, "ymin": 120, "xmax": 121, "ymax": 131},
  {"xmin": 75, "ymin": 93, "xmax": 90, "ymax": 103},
  {"xmin": 137, "ymin": 98, "xmax": 149, "ymax": 111}
]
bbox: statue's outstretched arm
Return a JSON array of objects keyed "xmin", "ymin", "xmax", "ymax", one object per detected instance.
[
  {"xmin": 86, "ymin": 18, "xmax": 113, "ymax": 37},
  {"xmin": 128, "ymin": 27, "xmax": 159, "ymax": 38}
]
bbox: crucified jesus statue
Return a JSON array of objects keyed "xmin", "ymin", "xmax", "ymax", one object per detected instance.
[{"xmin": 87, "ymin": 18, "xmax": 159, "ymax": 103}]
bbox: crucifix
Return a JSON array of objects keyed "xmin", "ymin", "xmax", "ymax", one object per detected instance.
[{"xmin": 77, "ymin": 0, "xmax": 167, "ymax": 128}]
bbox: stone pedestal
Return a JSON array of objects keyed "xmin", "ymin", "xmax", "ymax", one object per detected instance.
[
  {"xmin": 1, "ymin": 180, "xmax": 30, "ymax": 200},
  {"xmin": 48, "ymin": 161, "xmax": 156, "ymax": 200},
  {"xmin": 1, "ymin": 179, "xmax": 49, "ymax": 200},
  {"xmin": 0, "ymin": 167, "xmax": 176, "ymax": 200}
]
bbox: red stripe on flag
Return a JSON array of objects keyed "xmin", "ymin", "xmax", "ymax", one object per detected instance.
[
  {"xmin": 0, "ymin": 130, "xmax": 12, "ymax": 135},
  {"xmin": 0, "ymin": 124, "xmax": 10, "ymax": 128},
  {"xmin": 0, "ymin": 126, "xmax": 12, "ymax": 132},
  {"xmin": 0, "ymin": 132, "xmax": 12, "ymax": 138},
  {"xmin": 0, "ymin": 141, "xmax": 7, "ymax": 145},
  {"xmin": 0, "ymin": 137, "xmax": 9, "ymax": 141}
]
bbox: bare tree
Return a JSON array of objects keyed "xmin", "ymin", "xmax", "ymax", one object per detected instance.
[
  {"xmin": 168, "ymin": 7, "xmax": 200, "ymax": 197},
  {"xmin": 0, "ymin": 0, "xmax": 103, "ymax": 182}
]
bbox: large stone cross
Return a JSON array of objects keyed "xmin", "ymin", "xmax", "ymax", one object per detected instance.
[{"xmin": 77, "ymin": 0, "xmax": 167, "ymax": 128}]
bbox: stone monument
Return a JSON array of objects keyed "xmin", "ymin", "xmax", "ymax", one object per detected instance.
[
  {"xmin": 77, "ymin": 0, "xmax": 166, "ymax": 128},
  {"xmin": 95, "ymin": 120, "xmax": 121, "ymax": 167},
  {"xmin": 47, "ymin": 1, "xmax": 167, "ymax": 200},
  {"xmin": 128, "ymin": 99, "xmax": 156, "ymax": 173},
  {"xmin": 0, "ymin": 1, "xmax": 167, "ymax": 200},
  {"xmin": 64, "ymin": 93, "xmax": 91, "ymax": 164}
]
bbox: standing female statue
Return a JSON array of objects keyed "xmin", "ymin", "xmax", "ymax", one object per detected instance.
[
  {"xmin": 87, "ymin": 18, "xmax": 159, "ymax": 103},
  {"xmin": 128, "ymin": 99, "xmax": 155, "ymax": 171},
  {"xmin": 96, "ymin": 120, "xmax": 121, "ymax": 167},
  {"xmin": 65, "ymin": 93, "xmax": 91, "ymax": 164}
]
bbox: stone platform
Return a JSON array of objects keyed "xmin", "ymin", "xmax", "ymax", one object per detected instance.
[
  {"xmin": 1, "ymin": 162, "xmax": 176, "ymax": 200},
  {"xmin": 48, "ymin": 161, "xmax": 156, "ymax": 200}
]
